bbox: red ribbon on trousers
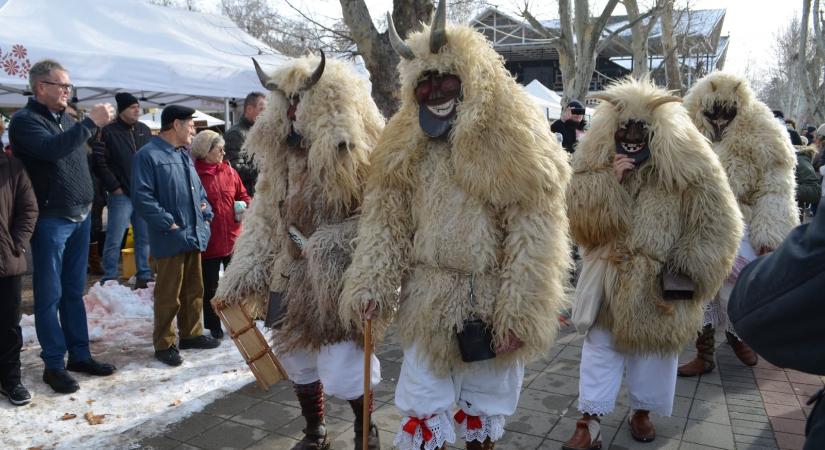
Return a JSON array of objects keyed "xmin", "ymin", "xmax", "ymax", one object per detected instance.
[
  {"xmin": 403, "ymin": 417, "xmax": 433, "ymax": 442},
  {"xmin": 454, "ymin": 410, "xmax": 483, "ymax": 430}
]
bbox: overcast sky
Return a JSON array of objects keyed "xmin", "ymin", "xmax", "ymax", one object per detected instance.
[{"xmin": 198, "ymin": 0, "xmax": 802, "ymax": 78}]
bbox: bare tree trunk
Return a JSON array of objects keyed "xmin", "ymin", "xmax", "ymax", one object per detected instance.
[
  {"xmin": 339, "ymin": 0, "xmax": 434, "ymax": 116},
  {"xmin": 625, "ymin": 0, "xmax": 649, "ymax": 78},
  {"xmin": 661, "ymin": 0, "xmax": 683, "ymax": 93},
  {"xmin": 798, "ymin": 0, "xmax": 812, "ymax": 123}
]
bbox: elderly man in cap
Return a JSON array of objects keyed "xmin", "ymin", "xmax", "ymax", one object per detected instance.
[
  {"xmin": 131, "ymin": 105, "xmax": 219, "ymax": 367},
  {"xmin": 92, "ymin": 93, "xmax": 153, "ymax": 288},
  {"xmin": 551, "ymin": 100, "xmax": 588, "ymax": 153}
]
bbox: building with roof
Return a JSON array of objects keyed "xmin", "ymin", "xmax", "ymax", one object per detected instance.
[{"xmin": 470, "ymin": 7, "xmax": 729, "ymax": 94}]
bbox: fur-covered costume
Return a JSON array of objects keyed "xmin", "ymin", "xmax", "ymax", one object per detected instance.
[
  {"xmin": 679, "ymin": 72, "xmax": 798, "ymax": 376},
  {"xmin": 563, "ymin": 78, "xmax": 741, "ymax": 449},
  {"xmin": 339, "ymin": 3, "xmax": 571, "ymax": 448},
  {"xmin": 215, "ymin": 54, "xmax": 385, "ymax": 450}
]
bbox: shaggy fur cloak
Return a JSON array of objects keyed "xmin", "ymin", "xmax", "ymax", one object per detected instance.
[
  {"xmin": 215, "ymin": 55, "xmax": 385, "ymax": 351},
  {"xmin": 683, "ymin": 72, "xmax": 799, "ymax": 250},
  {"xmin": 567, "ymin": 78, "xmax": 742, "ymax": 355},
  {"xmin": 339, "ymin": 24, "xmax": 572, "ymax": 376}
]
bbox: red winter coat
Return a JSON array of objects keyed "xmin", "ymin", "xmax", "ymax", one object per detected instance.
[{"xmin": 195, "ymin": 159, "xmax": 251, "ymax": 260}]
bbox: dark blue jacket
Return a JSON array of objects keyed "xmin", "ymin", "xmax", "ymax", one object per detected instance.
[
  {"xmin": 131, "ymin": 136, "xmax": 213, "ymax": 259},
  {"xmin": 8, "ymin": 98, "xmax": 96, "ymax": 218}
]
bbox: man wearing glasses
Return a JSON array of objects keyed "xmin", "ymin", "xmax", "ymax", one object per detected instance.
[{"xmin": 8, "ymin": 59, "xmax": 117, "ymax": 395}]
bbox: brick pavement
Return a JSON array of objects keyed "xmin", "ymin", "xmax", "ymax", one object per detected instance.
[{"xmin": 132, "ymin": 327, "xmax": 820, "ymax": 450}]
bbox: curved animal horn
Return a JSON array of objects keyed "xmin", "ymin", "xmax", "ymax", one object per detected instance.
[
  {"xmin": 302, "ymin": 49, "xmax": 326, "ymax": 91},
  {"xmin": 430, "ymin": 0, "xmax": 448, "ymax": 54},
  {"xmin": 387, "ymin": 12, "xmax": 415, "ymax": 60},
  {"xmin": 252, "ymin": 58, "xmax": 279, "ymax": 91},
  {"xmin": 586, "ymin": 93, "xmax": 616, "ymax": 106},
  {"xmin": 648, "ymin": 95, "xmax": 682, "ymax": 110}
]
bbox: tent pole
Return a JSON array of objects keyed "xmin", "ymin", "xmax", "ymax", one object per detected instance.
[{"xmin": 224, "ymin": 98, "xmax": 231, "ymax": 127}]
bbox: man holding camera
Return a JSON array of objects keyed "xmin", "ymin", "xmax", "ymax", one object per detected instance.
[{"xmin": 551, "ymin": 100, "xmax": 587, "ymax": 153}]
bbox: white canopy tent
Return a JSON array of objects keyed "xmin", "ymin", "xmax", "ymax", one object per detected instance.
[
  {"xmin": 139, "ymin": 109, "xmax": 225, "ymax": 131},
  {"xmin": 523, "ymin": 79, "xmax": 596, "ymax": 120},
  {"xmin": 0, "ymin": 0, "xmax": 286, "ymax": 118}
]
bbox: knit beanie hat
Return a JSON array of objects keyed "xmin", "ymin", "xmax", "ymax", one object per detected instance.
[{"xmin": 115, "ymin": 92, "xmax": 139, "ymax": 113}]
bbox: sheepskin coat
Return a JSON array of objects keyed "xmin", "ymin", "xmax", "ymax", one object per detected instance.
[
  {"xmin": 683, "ymin": 72, "xmax": 799, "ymax": 251},
  {"xmin": 567, "ymin": 79, "xmax": 742, "ymax": 355},
  {"xmin": 215, "ymin": 55, "xmax": 385, "ymax": 351},
  {"xmin": 340, "ymin": 24, "xmax": 572, "ymax": 376}
]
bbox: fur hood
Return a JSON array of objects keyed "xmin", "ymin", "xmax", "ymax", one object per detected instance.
[
  {"xmin": 683, "ymin": 72, "xmax": 798, "ymax": 250},
  {"xmin": 246, "ymin": 54, "xmax": 384, "ymax": 215},
  {"xmin": 216, "ymin": 55, "xmax": 384, "ymax": 312},
  {"xmin": 574, "ymin": 77, "xmax": 713, "ymax": 193},
  {"xmin": 385, "ymin": 23, "xmax": 569, "ymax": 207},
  {"xmin": 568, "ymin": 78, "xmax": 742, "ymax": 354},
  {"xmin": 341, "ymin": 21, "xmax": 571, "ymax": 373}
]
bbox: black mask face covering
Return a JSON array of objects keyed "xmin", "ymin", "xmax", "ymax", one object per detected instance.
[{"xmin": 615, "ymin": 141, "xmax": 651, "ymax": 166}]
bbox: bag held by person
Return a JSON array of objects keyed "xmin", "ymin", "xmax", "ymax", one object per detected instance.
[{"xmin": 572, "ymin": 245, "xmax": 611, "ymax": 335}]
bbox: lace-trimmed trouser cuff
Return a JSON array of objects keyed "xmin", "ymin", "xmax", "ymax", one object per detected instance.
[
  {"xmin": 702, "ymin": 288, "xmax": 739, "ymax": 337},
  {"xmin": 456, "ymin": 412, "xmax": 506, "ymax": 443},
  {"xmin": 578, "ymin": 328, "xmax": 678, "ymax": 417},
  {"xmin": 393, "ymin": 411, "xmax": 456, "ymax": 450}
]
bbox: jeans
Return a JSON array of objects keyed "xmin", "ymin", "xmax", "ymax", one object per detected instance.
[
  {"xmin": 30, "ymin": 215, "xmax": 93, "ymax": 369},
  {"xmin": 0, "ymin": 275, "xmax": 23, "ymax": 387},
  {"xmin": 102, "ymin": 193, "xmax": 151, "ymax": 281}
]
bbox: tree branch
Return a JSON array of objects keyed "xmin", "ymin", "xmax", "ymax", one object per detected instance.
[
  {"xmin": 283, "ymin": 0, "xmax": 354, "ymax": 43},
  {"xmin": 596, "ymin": 5, "xmax": 660, "ymax": 53},
  {"xmin": 520, "ymin": 5, "xmax": 561, "ymax": 46}
]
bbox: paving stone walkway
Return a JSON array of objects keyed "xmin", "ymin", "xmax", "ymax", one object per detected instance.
[{"xmin": 133, "ymin": 326, "xmax": 820, "ymax": 450}]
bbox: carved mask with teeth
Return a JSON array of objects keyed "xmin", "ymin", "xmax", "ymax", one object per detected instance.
[
  {"xmin": 614, "ymin": 119, "xmax": 651, "ymax": 165},
  {"xmin": 702, "ymin": 103, "xmax": 737, "ymax": 142},
  {"xmin": 415, "ymin": 71, "xmax": 462, "ymax": 138}
]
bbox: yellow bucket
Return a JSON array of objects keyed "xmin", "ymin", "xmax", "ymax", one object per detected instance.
[{"xmin": 121, "ymin": 248, "xmax": 136, "ymax": 279}]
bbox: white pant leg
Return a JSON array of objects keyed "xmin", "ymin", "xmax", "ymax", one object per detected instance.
[
  {"xmin": 578, "ymin": 327, "xmax": 626, "ymax": 415},
  {"xmin": 705, "ymin": 226, "xmax": 755, "ymax": 335},
  {"xmin": 317, "ymin": 340, "xmax": 381, "ymax": 400},
  {"xmin": 278, "ymin": 347, "xmax": 320, "ymax": 385},
  {"xmin": 625, "ymin": 351, "xmax": 678, "ymax": 416},
  {"xmin": 454, "ymin": 359, "xmax": 524, "ymax": 443},
  {"xmin": 394, "ymin": 343, "xmax": 457, "ymax": 450}
]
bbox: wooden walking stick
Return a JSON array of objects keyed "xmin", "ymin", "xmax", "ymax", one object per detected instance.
[{"xmin": 362, "ymin": 319, "xmax": 372, "ymax": 450}]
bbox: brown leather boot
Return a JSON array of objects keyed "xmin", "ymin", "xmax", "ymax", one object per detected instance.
[
  {"xmin": 466, "ymin": 437, "xmax": 494, "ymax": 449},
  {"xmin": 726, "ymin": 331, "xmax": 758, "ymax": 366},
  {"xmin": 629, "ymin": 410, "xmax": 656, "ymax": 442},
  {"xmin": 677, "ymin": 325, "xmax": 716, "ymax": 377},
  {"xmin": 292, "ymin": 381, "xmax": 330, "ymax": 450},
  {"xmin": 562, "ymin": 414, "xmax": 602, "ymax": 450},
  {"xmin": 348, "ymin": 392, "xmax": 380, "ymax": 449}
]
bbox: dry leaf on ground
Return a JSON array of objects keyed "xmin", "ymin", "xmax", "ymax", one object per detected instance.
[
  {"xmin": 84, "ymin": 411, "xmax": 105, "ymax": 425},
  {"xmin": 60, "ymin": 413, "xmax": 77, "ymax": 420},
  {"xmin": 169, "ymin": 399, "xmax": 182, "ymax": 407}
]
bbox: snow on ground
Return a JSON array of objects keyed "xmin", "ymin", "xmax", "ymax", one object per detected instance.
[{"xmin": 0, "ymin": 281, "xmax": 255, "ymax": 450}]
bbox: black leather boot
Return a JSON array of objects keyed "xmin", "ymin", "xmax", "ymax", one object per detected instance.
[
  {"xmin": 292, "ymin": 381, "xmax": 330, "ymax": 450},
  {"xmin": 349, "ymin": 392, "xmax": 380, "ymax": 449}
]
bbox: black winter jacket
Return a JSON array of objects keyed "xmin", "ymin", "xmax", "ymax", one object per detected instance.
[
  {"xmin": 8, "ymin": 98, "xmax": 96, "ymax": 218},
  {"xmin": 729, "ymin": 200, "xmax": 825, "ymax": 450},
  {"xmin": 91, "ymin": 118, "xmax": 152, "ymax": 196},
  {"xmin": 0, "ymin": 153, "xmax": 38, "ymax": 277},
  {"xmin": 224, "ymin": 116, "xmax": 257, "ymax": 195}
]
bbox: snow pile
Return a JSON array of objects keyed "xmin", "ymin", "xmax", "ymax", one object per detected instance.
[{"xmin": 1, "ymin": 281, "xmax": 255, "ymax": 449}]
